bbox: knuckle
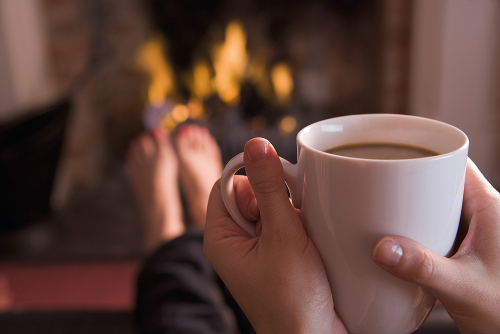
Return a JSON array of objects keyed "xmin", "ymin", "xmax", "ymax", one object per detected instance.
[
  {"xmin": 251, "ymin": 174, "xmax": 282, "ymax": 195},
  {"xmin": 412, "ymin": 249, "xmax": 435, "ymax": 284}
]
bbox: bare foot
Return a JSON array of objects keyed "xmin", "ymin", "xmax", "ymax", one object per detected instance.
[
  {"xmin": 175, "ymin": 125, "xmax": 223, "ymax": 227},
  {"xmin": 126, "ymin": 130, "xmax": 185, "ymax": 251}
]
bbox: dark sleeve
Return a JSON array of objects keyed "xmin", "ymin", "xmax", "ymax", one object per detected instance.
[{"xmin": 134, "ymin": 229, "xmax": 254, "ymax": 334}]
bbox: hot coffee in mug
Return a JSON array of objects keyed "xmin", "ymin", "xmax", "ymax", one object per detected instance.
[
  {"xmin": 221, "ymin": 114, "xmax": 469, "ymax": 334},
  {"xmin": 325, "ymin": 142, "xmax": 439, "ymax": 160}
]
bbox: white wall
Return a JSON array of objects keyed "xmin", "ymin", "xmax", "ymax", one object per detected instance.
[
  {"xmin": 409, "ymin": 0, "xmax": 500, "ymax": 185},
  {"xmin": 0, "ymin": 0, "xmax": 57, "ymax": 121}
]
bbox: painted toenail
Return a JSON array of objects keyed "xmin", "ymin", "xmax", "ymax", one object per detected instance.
[
  {"xmin": 178, "ymin": 125, "xmax": 191, "ymax": 137},
  {"xmin": 152, "ymin": 127, "xmax": 164, "ymax": 139}
]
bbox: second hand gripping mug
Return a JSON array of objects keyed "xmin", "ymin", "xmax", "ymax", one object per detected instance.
[{"xmin": 220, "ymin": 114, "xmax": 469, "ymax": 334}]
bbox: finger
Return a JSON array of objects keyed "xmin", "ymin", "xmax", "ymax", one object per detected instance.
[
  {"xmin": 372, "ymin": 236, "xmax": 463, "ymax": 302},
  {"xmin": 243, "ymin": 138, "xmax": 299, "ymax": 238},
  {"xmin": 205, "ymin": 179, "xmax": 250, "ymax": 239},
  {"xmin": 461, "ymin": 158, "xmax": 500, "ymax": 224},
  {"xmin": 234, "ymin": 175, "xmax": 260, "ymax": 221},
  {"xmin": 204, "ymin": 179, "xmax": 256, "ymax": 260},
  {"xmin": 203, "ymin": 180, "xmax": 260, "ymax": 286}
]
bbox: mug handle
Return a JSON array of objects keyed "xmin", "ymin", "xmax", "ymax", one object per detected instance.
[{"xmin": 220, "ymin": 152, "xmax": 302, "ymax": 237}]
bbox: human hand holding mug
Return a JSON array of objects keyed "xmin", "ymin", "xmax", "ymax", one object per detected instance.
[
  {"xmin": 371, "ymin": 158, "xmax": 500, "ymax": 334},
  {"xmin": 219, "ymin": 114, "xmax": 469, "ymax": 334},
  {"xmin": 204, "ymin": 138, "xmax": 347, "ymax": 334}
]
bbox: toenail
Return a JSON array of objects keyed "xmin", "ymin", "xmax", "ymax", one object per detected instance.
[
  {"xmin": 152, "ymin": 127, "xmax": 164, "ymax": 139},
  {"xmin": 178, "ymin": 125, "xmax": 190, "ymax": 137}
]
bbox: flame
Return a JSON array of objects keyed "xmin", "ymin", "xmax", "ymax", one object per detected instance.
[
  {"xmin": 192, "ymin": 60, "xmax": 213, "ymax": 100},
  {"xmin": 186, "ymin": 60, "xmax": 212, "ymax": 119},
  {"xmin": 248, "ymin": 55, "xmax": 273, "ymax": 101},
  {"xmin": 212, "ymin": 21, "xmax": 248, "ymax": 105},
  {"xmin": 137, "ymin": 35, "xmax": 175, "ymax": 107},
  {"xmin": 137, "ymin": 20, "xmax": 294, "ymax": 133},
  {"xmin": 171, "ymin": 104, "xmax": 190, "ymax": 123},
  {"xmin": 271, "ymin": 62, "xmax": 294, "ymax": 105},
  {"xmin": 187, "ymin": 98, "xmax": 204, "ymax": 119},
  {"xmin": 280, "ymin": 115, "xmax": 297, "ymax": 134},
  {"xmin": 160, "ymin": 113, "xmax": 177, "ymax": 132},
  {"xmin": 151, "ymin": 104, "xmax": 189, "ymax": 133}
]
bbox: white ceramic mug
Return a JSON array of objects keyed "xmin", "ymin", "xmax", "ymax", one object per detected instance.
[{"xmin": 220, "ymin": 114, "xmax": 469, "ymax": 334}]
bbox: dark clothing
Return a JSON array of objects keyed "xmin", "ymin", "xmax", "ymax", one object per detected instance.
[{"xmin": 135, "ymin": 229, "xmax": 255, "ymax": 334}]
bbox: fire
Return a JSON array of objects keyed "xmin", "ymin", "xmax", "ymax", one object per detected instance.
[
  {"xmin": 248, "ymin": 55, "xmax": 273, "ymax": 101},
  {"xmin": 137, "ymin": 20, "xmax": 295, "ymax": 133},
  {"xmin": 138, "ymin": 35, "xmax": 197, "ymax": 132},
  {"xmin": 171, "ymin": 104, "xmax": 190, "ymax": 123},
  {"xmin": 271, "ymin": 63, "xmax": 294, "ymax": 105},
  {"xmin": 137, "ymin": 34, "xmax": 175, "ymax": 107},
  {"xmin": 212, "ymin": 20, "xmax": 248, "ymax": 105},
  {"xmin": 192, "ymin": 60, "xmax": 213, "ymax": 100},
  {"xmin": 187, "ymin": 60, "xmax": 212, "ymax": 119},
  {"xmin": 280, "ymin": 115, "xmax": 297, "ymax": 134}
]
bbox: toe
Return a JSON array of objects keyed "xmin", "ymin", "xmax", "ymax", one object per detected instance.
[{"xmin": 139, "ymin": 135, "xmax": 156, "ymax": 157}]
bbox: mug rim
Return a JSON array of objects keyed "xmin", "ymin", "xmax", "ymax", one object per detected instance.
[{"xmin": 296, "ymin": 114, "xmax": 469, "ymax": 162}]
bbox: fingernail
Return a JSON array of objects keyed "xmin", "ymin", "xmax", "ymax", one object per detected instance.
[
  {"xmin": 246, "ymin": 139, "xmax": 269, "ymax": 163},
  {"xmin": 373, "ymin": 238, "xmax": 403, "ymax": 267},
  {"xmin": 247, "ymin": 197, "xmax": 260, "ymax": 221}
]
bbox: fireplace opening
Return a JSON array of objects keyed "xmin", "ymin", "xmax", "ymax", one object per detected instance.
[{"xmin": 143, "ymin": 0, "xmax": 384, "ymax": 164}]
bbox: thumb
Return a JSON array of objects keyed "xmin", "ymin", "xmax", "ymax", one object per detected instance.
[
  {"xmin": 372, "ymin": 236, "xmax": 462, "ymax": 301},
  {"xmin": 243, "ymin": 138, "xmax": 300, "ymax": 239}
]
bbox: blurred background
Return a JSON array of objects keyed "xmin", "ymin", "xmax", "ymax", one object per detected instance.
[{"xmin": 0, "ymin": 0, "xmax": 498, "ymax": 333}]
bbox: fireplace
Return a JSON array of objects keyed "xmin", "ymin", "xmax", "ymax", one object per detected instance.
[
  {"xmin": 143, "ymin": 0, "xmax": 388, "ymax": 163},
  {"xmin": 0, "ymin": 0, "xmax": 413, "ymax": 258}
]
